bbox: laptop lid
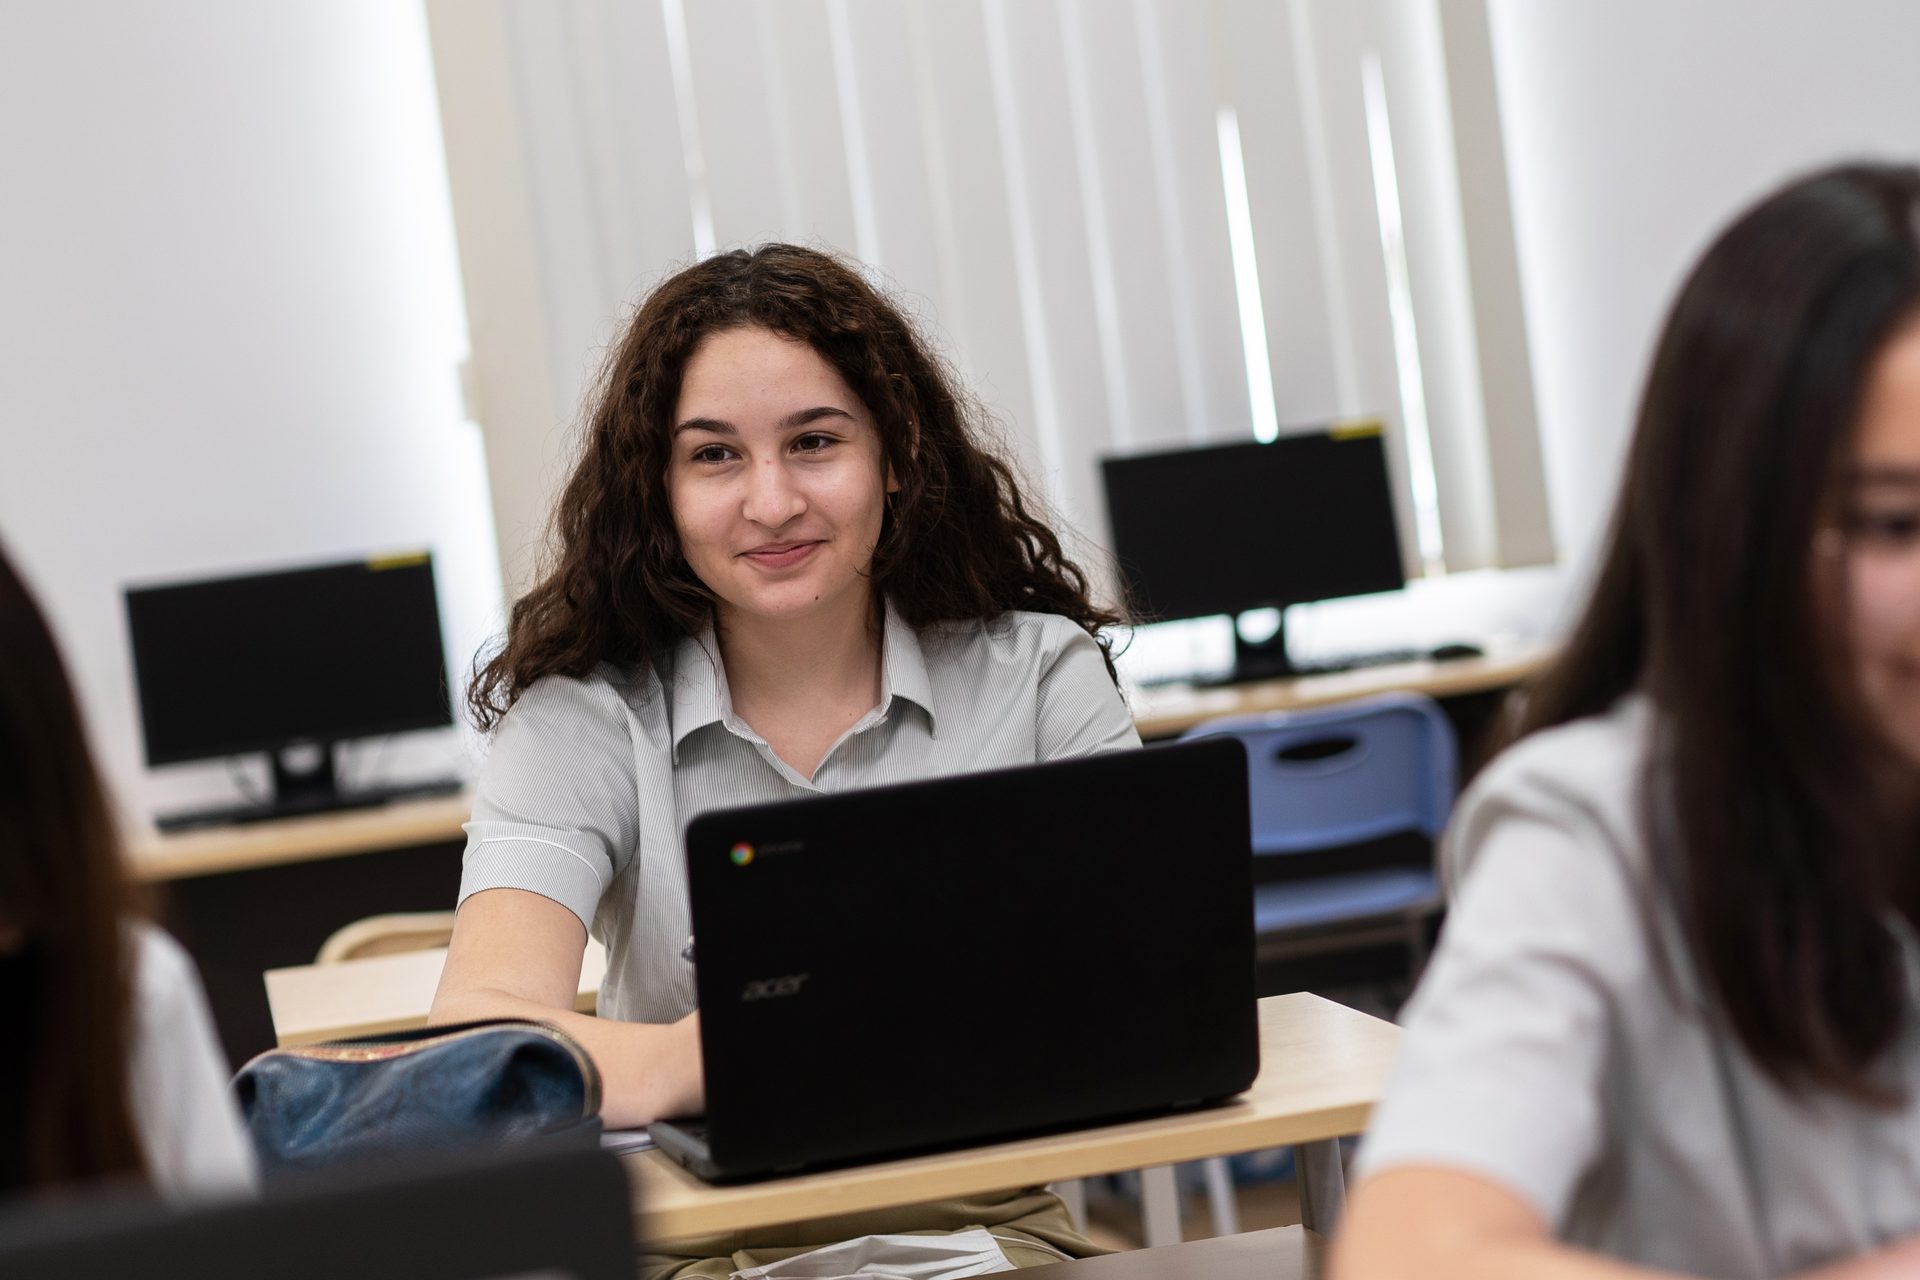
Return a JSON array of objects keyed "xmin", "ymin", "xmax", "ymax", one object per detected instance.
[
  {"xmin": 680, "ymin": 737, "xmax": 1256, "ymax": 1176},
  {"xmin": 0, "ymin": 1142, "xmax": 634, "ymax": 1279}
]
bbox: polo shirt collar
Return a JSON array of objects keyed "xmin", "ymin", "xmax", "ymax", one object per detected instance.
[
  {"xmin": 667, "ymin": 599, "xmax": 939, "ymax": 763},
  {"xmin": 880, "ymin": 599, "xmax": 938, "ymax": 737},
  {"xmin": 667, "ymin": 629, "xmax": 731, "ymax": 763}
]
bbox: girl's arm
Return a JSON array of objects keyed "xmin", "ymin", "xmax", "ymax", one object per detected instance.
[
  {"xmin": 1330, "ymin": 1166, "xmax": 1920, "ymax": 1280},
  {"xmin": 1330, "ymin": 1167, "xmax": 1686, "ymax": 1280},
  {"xmin": 429, "ymin": 887, "xmax": 702, "ymax": 1128}
]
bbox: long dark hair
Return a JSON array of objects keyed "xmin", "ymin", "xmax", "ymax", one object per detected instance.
[
  {"xmin": 1520, "ymin": 162, "xmax": 1920, "ymax": 1100},
  {"xmin": 470, "ymin": 244, "xmax": 1120, "ymax": 729},
  {"xmin": 0, "ymin": 543, "xmax": 148, "ymax": 1191}
]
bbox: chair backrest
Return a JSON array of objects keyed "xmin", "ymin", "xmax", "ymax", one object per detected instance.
[
  {"xmin": 315, "ymin": 912, "xmax": 458, "ymax": 964},
  {"xmin": 1180, "ymin": 692, "xmax": 1457, "ymax": 856}
]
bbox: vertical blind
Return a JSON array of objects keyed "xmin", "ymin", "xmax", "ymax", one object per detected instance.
[{"xmin": 427, "ymin": 0, "xmax": 1555, "ymax": 602}]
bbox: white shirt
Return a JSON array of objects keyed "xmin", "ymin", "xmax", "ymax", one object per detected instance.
[
  {"xmin": 1356, "ymin": 696, "xmax": 1920, "ymax": 1276},
  {"xmin": 458, "ymin": 604, "xmax": 1140, "ymax": 1023},
  {"xmin": 128, "ymin": 924, "xmax": 258, "ymax": 1200}
]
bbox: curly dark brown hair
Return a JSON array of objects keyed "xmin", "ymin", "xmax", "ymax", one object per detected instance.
[{"xmin": 469, "ymin": 244, "xmax": 1123, "ymax": 730}]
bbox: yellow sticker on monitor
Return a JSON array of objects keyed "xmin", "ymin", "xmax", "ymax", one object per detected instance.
[
  {"xmin": 366, "ymin": 551, "xmax": 431, "ymax": 572},
  {"xmin": 1329, "ymin": 418, "xmax": 1384, "ymax": 441}
]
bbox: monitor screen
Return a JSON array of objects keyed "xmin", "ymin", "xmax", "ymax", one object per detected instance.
[
  {"xmin": 1100, "ymin": 426, "xmax": 1406, "ymax": 623},
  {"xmin": 124, "ymin": 552, "xmax": 452, "ymax": 766}
]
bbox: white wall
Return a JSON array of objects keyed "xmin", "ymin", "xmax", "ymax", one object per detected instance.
[
  {"xmin": 0, "ymin": 2, "xmax": 502, "ymax": 833},
  {"xmin": 1488, "ymin": 0, "xmax": 1920, "ymax": 572}
]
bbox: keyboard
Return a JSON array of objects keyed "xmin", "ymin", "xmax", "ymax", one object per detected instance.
[
  {"xmin": 1284, "ymin": 647, "xmax": 1430, "ymax": 676},
  {"xmin": 1138, "ymin": 646, "xmax": 1464, "ymax": 689},
  {"xmin": 154, "ymin": 777, "xmax": 465, "ymax": 833}
]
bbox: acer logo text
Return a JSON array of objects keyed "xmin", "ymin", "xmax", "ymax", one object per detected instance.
[{"xmin": 741, "ymin": 975, "xmax": 810, "ymax": 1001}]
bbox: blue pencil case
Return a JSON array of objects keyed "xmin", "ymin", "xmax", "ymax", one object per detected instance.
[{"xmin": 234, "ymin": 1018, "xmax": 603, "ymax": 1175}]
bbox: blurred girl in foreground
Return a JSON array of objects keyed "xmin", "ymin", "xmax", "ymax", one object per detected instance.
[
  {"xmin": 1334, "ymin": 162, "xmax": 1920, "ymax": 1279},
  {"xmin": 0, "ymin": 543, "xmax": 253, "ymax": 1200}
]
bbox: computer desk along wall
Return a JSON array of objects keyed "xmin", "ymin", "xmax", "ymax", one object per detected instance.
[{"xmin": 132, "ymin": 641, "xmax": 1550, "ymax": 1066}]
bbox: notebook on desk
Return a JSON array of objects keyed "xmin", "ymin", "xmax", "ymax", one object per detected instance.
[{"xmin": 648, "ymin": 738, "xmax": 1258, "ymax": 1182}]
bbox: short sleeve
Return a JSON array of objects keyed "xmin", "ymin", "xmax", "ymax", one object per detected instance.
[
  {"xmin": 1353, "ymin": 798, "xmax": 1649, "ymax": 1228},
  {"xmin": 1034, "ymin": 619, "xmax": 1141, "ymax": 759},
  {"xmin": 128, "ymin": 925, "xmax": 259, "ymax": 1201},
  {"xmin": 459, "ymin": 674, "xmax": 640, "ymax": 933}
]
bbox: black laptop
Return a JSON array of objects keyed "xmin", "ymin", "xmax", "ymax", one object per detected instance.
[{"xmin": 649, "ymin": 737, "xmax": 1257, "ymax": 1181}]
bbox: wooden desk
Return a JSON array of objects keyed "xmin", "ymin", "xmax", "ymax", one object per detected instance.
[
  {"xmin": 268, "ymin": 951, "xmax": 1392, "ymax": 1237},
  {"xmin": 264, "ymin": 966, "xmax": 1393, "ymax": 1238},
  {"xmin": 127, "ymin": 790, "xmax": 475, "ymax": 882},
  {"xmin": 266, "ymin": 941, "xmax": 608, "ymax": 1046},
  {"xmin": 1130, "ymin": 641, "xmax": 1550, "ymax": 740},
  {"xmin": 631, "ymin": 994, "xmax": 1398, "ymax": 1244},
  {"xmin": 135, "ymin": 794, "xmax": 474, "ymax": 1067}
]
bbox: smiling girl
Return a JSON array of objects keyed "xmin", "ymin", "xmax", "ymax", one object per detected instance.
[
  {"xmin": 1329, "ymin": 163, "xmax": 1920, "ymax": 1278},
  {"xmin": 430, "ymin": 246, "xmax": 1135, "ymax": 1273}
]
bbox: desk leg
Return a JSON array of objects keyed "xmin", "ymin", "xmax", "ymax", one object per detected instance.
[
  {"xmin": 1140, "ymin": 1164, "xmax": 1184, "ymax": 1248},
  {"xmin": 1049, "ymin": 1178, "xmax": 1087, "ymax": 1233},
  {"xmin": 1294, "ymin": 1139, "xmax": 1346, "ymax": 1235}
]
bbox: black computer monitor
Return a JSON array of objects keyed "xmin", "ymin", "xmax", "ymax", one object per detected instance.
[
  {"xmin": 124, "ymin": 552, "xmax": 456, "ymax": 828},
  {"xmin": 1101, "ymin": 423, "xmax": 1406, "ymax": 680}
]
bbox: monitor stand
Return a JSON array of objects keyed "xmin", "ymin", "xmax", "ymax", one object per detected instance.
[
  {"xmin": 154, "ymin": 742, "xmax": 463, "ymax": 833},
  {"xmin": 1191, "ymin": 613, "xmax": 1299, "ymax": 687}
]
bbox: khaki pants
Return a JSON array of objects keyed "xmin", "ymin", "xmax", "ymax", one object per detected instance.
[{"xmin": 640, "ymin": 1186, "xmax": 1109, "ymax": 1278}]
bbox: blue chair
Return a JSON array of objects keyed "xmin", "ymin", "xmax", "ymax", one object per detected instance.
[
  {"xmin": 1131, "ymin": 693, "xmax": 1456, "ymax": 1245},
  {"xmin": 1179, "ymin": 691, "xmax": 1456, "ymax": 972}
]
